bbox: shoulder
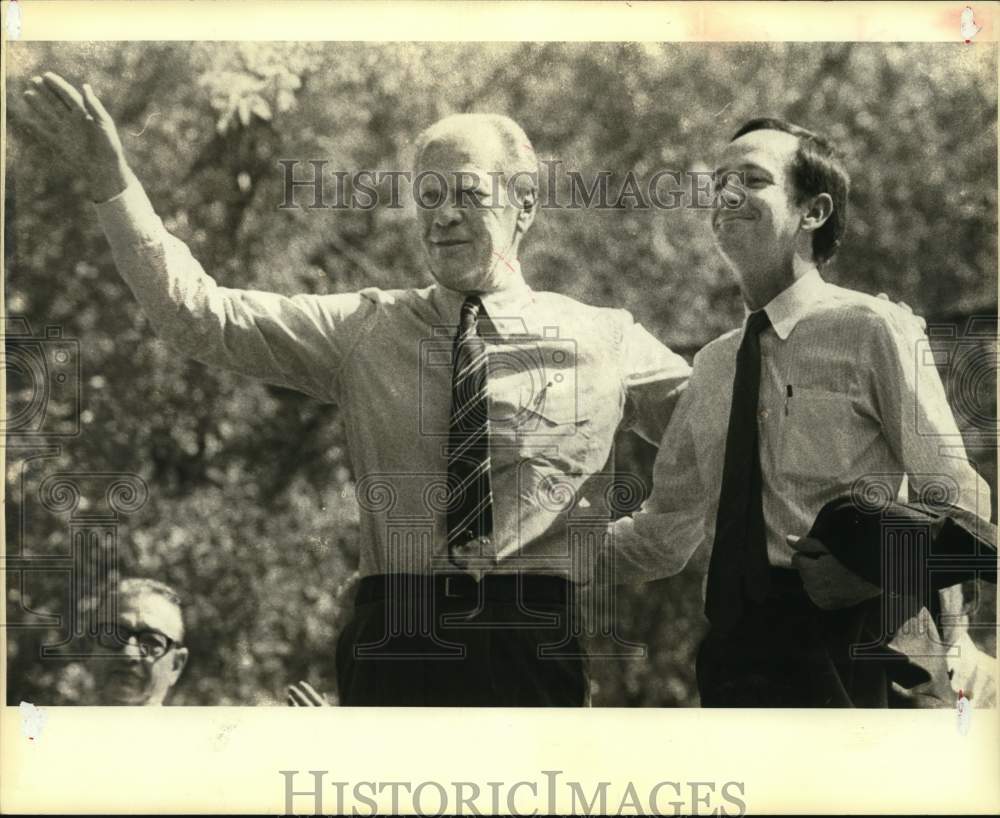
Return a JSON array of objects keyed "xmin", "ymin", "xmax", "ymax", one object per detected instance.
[
  {"xmin": 808, "ymin": 283, "xmax": 924, "ymax": 338},
  {"xmin": 531, "ymin": 290, "xmax": 622, "ymax": 319},
  {"xmin": 292, "ymin": 285, "xmax": 434, "ymax": 327},
  {"xmin": 356, "ymin": 285, "xmax": 434, "ymax": 307},
  {"xmin": 315, "ymin": 284, "xmax": 434, "ymax": 312},
  {"xmin": 530, "ymin": 290, "xmax": 637, "ymax": 340},
  {"xmin": 693, "ymin": 327, "xmax": 741, "ymax": 367},
  {"xmin": 684, "ymin": 328, "xmax": 740, "ymax": 389}
]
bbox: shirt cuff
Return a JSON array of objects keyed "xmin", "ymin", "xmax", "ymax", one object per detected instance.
[
  {"xmin": 610, "ymin": 515, "xmax": 636, "ymax": 544},
  {"xmin": 92, "ymin": 171, "xmax": 164, "ymax": 245}
]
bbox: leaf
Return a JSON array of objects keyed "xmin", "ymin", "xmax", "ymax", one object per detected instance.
[{"xmin": 249, "ymin": 95, "xmax": 272, "ymax": 122}]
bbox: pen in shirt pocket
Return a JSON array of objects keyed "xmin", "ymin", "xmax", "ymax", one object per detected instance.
[{"xmin": 785, "ymin": 384, "xmax": 793, "ymax": 416}]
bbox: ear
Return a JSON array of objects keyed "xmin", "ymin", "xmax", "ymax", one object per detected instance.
[
  {"xmin": 801, "ymin": 192, "xmax": 834, "ymax": 233},
  {"xmin": 171, "ymin": 646, "xmax": 189, "ymax": 682},
  {"xmin": 516, "ymin": 190, "xmax": 537, "ymax": 235}
]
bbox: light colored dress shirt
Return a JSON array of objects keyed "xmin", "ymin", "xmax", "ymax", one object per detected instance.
[
  {"xmin": 611, "ymin": 267, "xmax": 993, "ymax": 583},
  {"xmin": 94, "ymin": 179, "xmax": 691, "ymax": 578}
]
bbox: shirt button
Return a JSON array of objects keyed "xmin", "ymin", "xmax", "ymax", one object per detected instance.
[{"xmin": 759, "ymin": 408, "xmax": 769, "ymax": 420}]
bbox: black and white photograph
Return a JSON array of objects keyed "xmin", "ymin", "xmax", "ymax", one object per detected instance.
[{"xmin": 2, "ymin": 0, "xmax": 999, "ymax": 813}]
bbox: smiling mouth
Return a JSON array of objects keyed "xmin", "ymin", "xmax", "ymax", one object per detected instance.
[
  {"xmin": 714, "ymin": 214, "xmax": 753, "ymax": 229},
  {"xmin": 430, "ymin": 239, "xmax": 470, "ymax": 247}
]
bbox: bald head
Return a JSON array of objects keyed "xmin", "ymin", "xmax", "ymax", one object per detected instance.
[{"xmin": 415, "ymin": 113, "xmax": 538, "ymax": 202}]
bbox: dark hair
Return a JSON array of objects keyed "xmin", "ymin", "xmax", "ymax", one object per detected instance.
[{"xmin": 731, "ymin": 117, "xmax": 850, "ymax": 265}]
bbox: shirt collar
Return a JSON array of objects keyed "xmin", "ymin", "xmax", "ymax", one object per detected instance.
[
  {"xmin": 430, "ymin": 261, "xmax": 535, "ymax": 337},
  {"xmin": 742, "ymin": 267, "xmax": 828, "ymax": 341}
]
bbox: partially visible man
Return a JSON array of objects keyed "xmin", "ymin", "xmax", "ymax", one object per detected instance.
[
  {"xmin": 608, "ymin": 118, "xmax": 993, "ymax": 707},
  {"xmin": 80, "ymin": 577, "xmax": 189, "ymax": 706},
  {"xmin": 20, "ymin": 74, "xmax": 691, "ymax": 706}
]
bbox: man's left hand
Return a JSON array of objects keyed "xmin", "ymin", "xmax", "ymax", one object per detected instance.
[
  {"xmin": 947, "ymin": 632, "xmax": 998, "ymax": 707},
  {"xmin": 788, "ymin": 535, "xmax": 882, "ymax": 610}
]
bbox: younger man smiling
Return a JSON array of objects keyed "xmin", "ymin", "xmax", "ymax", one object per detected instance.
[{"xmin": 610, "ymin": 118, "xmax": 992, "ymax": 707}]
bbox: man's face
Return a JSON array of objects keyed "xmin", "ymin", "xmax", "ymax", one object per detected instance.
[
  {"xmin": 90, "ymin": 591, "xmax": 188, "ymax": 705},
  {"xmin": 415, "ymin": 130, "xmax": 528, "ymax": 293},
  {"xmin": 711, "ymin": 128, "xmax": 806, "ymax": 285}
]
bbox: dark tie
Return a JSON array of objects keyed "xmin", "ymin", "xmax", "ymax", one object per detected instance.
[
  {"xmin": 705, "ymin": 309, "xmax": 772, "ymax": 633},
  {"xmin": 446, "ymin": 296, "xmax": 494, "ymax": 569}
]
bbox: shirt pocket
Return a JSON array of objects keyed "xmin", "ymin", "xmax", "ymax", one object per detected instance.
[
  {"xmin": 778, "ymin": 388, "xmax": 860, "ymax": 481},
  {"xmin": 515, "ymin": 379, "xmax": 592, "ymax": 439},
  {"xmin": 486, "ymin": 338, "xmax": 596, "ymax": 472}
]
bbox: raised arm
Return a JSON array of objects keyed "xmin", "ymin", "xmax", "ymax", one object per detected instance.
[{"xmin": 19, "ymin": 73, "xmax": 374, "ymax": 403}]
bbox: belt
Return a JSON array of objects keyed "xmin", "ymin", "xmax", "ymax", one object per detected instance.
[{"xmin": 356, "ymin": 573, "xmax": 573, "ymax": 606}]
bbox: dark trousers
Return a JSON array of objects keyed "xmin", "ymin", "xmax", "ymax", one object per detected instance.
[
  {"xmin": 336, "ymin": 573, "xmax": 589, "ymax": 706},
  {"xmin": 696, "ymin": 568, "xmax": 892, "ymax": 707}
]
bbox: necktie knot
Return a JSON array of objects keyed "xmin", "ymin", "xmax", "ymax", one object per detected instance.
[
  {"xmin": 745, "ymin": 309, "xmax": 771, "ymax": 338},
  {"xmin": 460, "ymin": 296, "xmax": 483, "ymax": 333}
]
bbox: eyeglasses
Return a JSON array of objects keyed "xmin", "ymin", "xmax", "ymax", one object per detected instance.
[{"xmin": 90, "ymin": 625, "xmax": 180, "ymax": 660}]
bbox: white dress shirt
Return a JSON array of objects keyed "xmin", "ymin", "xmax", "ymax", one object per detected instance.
[
  {"xmin": 93, "ymin": 177, "xmax": 692, "ymax": 578},
  {"xmin": 611, "ymin": 268, "xmax": 993, "ymax": 583}
]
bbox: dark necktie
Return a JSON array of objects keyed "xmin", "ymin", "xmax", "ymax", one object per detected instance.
[
  {"xmin": 446, "ymin": 296, "xmax": 494, "ymax": 569},
  {"xmin": 705, "ymin": 309, "xmax": 772, "ymax": 632}
]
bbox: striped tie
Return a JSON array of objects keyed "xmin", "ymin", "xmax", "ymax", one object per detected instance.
[{"xmin": 446, "ymin": 295, "xmax": 494, "ymax": 570}]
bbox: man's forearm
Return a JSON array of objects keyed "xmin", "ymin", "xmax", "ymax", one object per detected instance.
[
  {"xmin": 91, "ymin": 170, "xmax": 346, "ymax": 401},
  {"xmin": 602, "ymin": 512, "xmax": 705, "ymax": 585},
  {"xmin": 89, "ymin": 157, "xmax": 130, "ymax": 204}
]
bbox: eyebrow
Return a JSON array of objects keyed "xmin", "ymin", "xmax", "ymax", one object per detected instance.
[
  {"xmin": 713, "ymin": 163, "xmax": 775, "ymax": 180},
  {"xmin": 96, "ymin": 622, "xmax": 179, "ymax": 639}
]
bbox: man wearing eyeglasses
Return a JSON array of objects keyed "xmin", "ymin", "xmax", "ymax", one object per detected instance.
[
  {"xmin": 20, "ymin": 73, "xmax": 691, "ymax": 706},
  {"xmin": 83, "ymin": 578, "xmax": 189, "ymax": 706}
]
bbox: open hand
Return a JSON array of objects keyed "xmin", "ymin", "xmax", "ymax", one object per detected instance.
[{"xmin": 20, "ymin": 72, "xmax": 129, "ymax": 202}]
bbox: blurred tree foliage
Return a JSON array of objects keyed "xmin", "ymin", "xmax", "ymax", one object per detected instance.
[{"xmin": 5, "ymin": 42, "xmax": 997, "ymax": 706}]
